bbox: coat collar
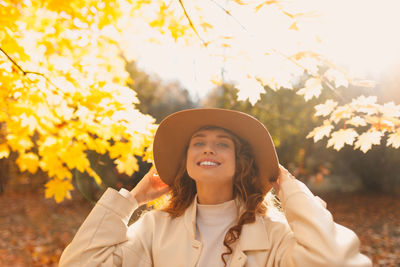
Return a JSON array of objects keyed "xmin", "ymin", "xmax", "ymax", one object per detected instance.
[{"xmin": 184, "ymin": 196, "xmax": 271, "ymax": 251}]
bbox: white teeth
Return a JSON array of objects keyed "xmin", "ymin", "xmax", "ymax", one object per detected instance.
[{"xmin": 199, "ymin": 161, "xmax": 218, "ymax": 166}]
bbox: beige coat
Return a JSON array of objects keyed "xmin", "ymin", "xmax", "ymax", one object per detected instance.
[{"xmin": 59, "ymin": 178, "xmax": 372, "ymax": 267}]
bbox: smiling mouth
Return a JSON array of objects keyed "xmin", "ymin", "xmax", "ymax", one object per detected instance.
[{"xmin": 197, "ymin": 160, "xmax": 221, "ymax": 166}]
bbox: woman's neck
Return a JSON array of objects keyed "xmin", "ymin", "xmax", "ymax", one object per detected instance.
[{"xmin": 195, "ymin": 182, "xmax": 233, "ymax": 204}]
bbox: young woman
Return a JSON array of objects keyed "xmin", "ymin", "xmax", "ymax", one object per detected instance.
[{"xmin": 59, "ymin": 108, "xmax": 372, "ymax": 266}]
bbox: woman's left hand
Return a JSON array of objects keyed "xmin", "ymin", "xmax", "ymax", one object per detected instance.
[{"xmin": 272, "ymin": 164, "xmax": 296, "ymax": 194}]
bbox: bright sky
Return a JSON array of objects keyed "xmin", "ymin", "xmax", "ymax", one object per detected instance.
[{"xmin": 121, "ymin": 0, "xmax": 400, "ymax": 100}]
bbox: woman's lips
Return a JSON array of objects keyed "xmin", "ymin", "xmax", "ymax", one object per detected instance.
[{"xmin": 197, "ymin": 159, "xmax": 221, "ymax": 167}]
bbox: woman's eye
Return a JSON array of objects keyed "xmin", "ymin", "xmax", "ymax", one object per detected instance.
[
  {"xmin": 193, "ymin": 142, "xmax": 205, "ymax": 146},
  {"xmin": 218, "ymin": 143, "xmax": 229, "ymax": 147}
]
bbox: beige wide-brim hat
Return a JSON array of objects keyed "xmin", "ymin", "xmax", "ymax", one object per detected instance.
[{"xmin": 153, "ymin": 108, "xmax": 279, "ymax": 193}]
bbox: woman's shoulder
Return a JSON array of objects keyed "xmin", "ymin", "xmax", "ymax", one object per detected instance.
[
  {"xmin": 254, "ymin": 208, "xmax": 292, "ymax": 245},
  {"xmin": 127, "ymin": 208, "xmax": 186, "ymax": 241},
  {"xmin": 127, "ymin": 209, "xmax": 173, "ymax": 235},
  {"xmin": 137, "ymin": 208, "xmax": 172, "ymax": 224},
  {"xmin": 258, "ymin": 206, "xmax": 290, "ymax": 231}
]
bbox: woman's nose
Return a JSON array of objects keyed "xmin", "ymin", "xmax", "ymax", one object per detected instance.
[{"xmin": 202, "ymin": 144, "xmax": 215, "ymax": 155}]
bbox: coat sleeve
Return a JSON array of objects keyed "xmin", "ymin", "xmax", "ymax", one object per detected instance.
[
  {"xmin": 59, "ymin": 188, "xmax": 153, "ymax": 267},
  {"xmin": 275, "ymin": 178, "xmax": 372, "ymax": 267}
]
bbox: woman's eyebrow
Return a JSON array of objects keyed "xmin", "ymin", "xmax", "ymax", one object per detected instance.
[
  {"xmin": 216, "ymin": 134, "xmax": 232, "ymax": 140},
  {"xmin": 191, "ymin": 133, "xmax": 205, "ymax": 139},
  {"xmin": 191, "ymin": 133, "xmax": 232, "ymax": 140}
]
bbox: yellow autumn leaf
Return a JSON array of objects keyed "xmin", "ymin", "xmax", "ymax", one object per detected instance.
[
  {"xmin": 296, "ymin": 78, "xmax": 322, "ymax": 101},
  {"xmin": 115, "ymin": 154, "xmax": 138, "ymax": 176},
  {"xmin": 19, "ymin": 113, "xmax": 39, "ymax": 134},
  {"xmin": 0, "ymin": 143, "xmax": 10, "ymax": 159},
  {"xmin": 345, "ymin": 116, "xmax": 367, "ymax": 127},
  {"xmin": 306, "ymin": 121, "xmax": 333, "ymax": 142},
  {"xmin": 314, "ymin": 99, "xmax": 338, "ymax": 117},
  {"xmin": 330, "ymin": 105, "xmax": 353, "ymax": 124},
  {"xmin": 109, "ymin": 142, "xmax": 130, "ymax": 159},
  {"xmin": 236, "ymin": 78, "xmax": 264, "ymax": 105},
  {"xmin": 16, "ymin": 152, "xmax": 39, "ymax": 173},
  {"xmin": 86, "ymin": 137, "xmax": 110, "ymax": 154},
  {"xmin": 60, "ymin": 143, "xmax": 90, "ymax": 172},
  {"xmin": 6, "ymin": 134, "xmax": 33, "ymax": 152},
  {"xmin": 350, "ymin": 95, "xmax": 378, "ymax": 115},
  {"xmin": 142, "ymin": 143, "xmax": 154, "ymax": 163},
  {"xmin": 380, "ymin": 102, "xmax": 400, "ymax": 118},
  {"xmin": 354, "ymin": 131, "xmax": 383, "ymax": 153},
  {"xmin": 39, "ymin": 155, "xmax": 73, "ymax": 180},
  {"xmin": 364, "ymin": 116, "xmax": 395, "ymax": 132},
  {"xmin": 327, "ymin": 128, "xmax": 358, "ymax": 151},
  {"xmin": 45, "ymin": 178, "xmax": 74, "ymax": 203},
  {"xmin": 387, "ymin": 131, "xmax": 400, "ymax": 149}
]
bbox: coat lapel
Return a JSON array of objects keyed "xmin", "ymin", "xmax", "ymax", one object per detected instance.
[
  {"xmin": 239, "ymin": 216, "xmax": 270, "ymax": 251},
  {"xmin": 230, "ymin": 216, "xmax": 271, "ymax": 267}
]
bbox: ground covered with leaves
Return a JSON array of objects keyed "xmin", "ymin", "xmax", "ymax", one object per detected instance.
[{"xmin": 0, "ymin": 189, "xmax": 398, "ymax": 266}]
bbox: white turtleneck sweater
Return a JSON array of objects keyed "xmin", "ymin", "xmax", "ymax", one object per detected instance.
[{"xmin": 195, "ymin": 198, "xmax": 238, "ymax": 267}]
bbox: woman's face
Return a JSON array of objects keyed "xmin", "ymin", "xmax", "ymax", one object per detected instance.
[{"xmin": 186, "ymin": 128, "xmax": 236, "ymax": 186}]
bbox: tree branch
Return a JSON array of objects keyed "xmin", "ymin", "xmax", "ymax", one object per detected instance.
[
  {"xmin": 0, "ymin": 46, "xmax": 60, "ymax": 91},
  {"xmin": 0, "ymin": 46, "xmax": 26, "ymax": 74},
  {"xmin": 177, "ymin": 0, "xmax": 208, "ymax": 47},
  {"xmin": 208, "ymin": 0, "xmax": 247, "ymax": 31}
]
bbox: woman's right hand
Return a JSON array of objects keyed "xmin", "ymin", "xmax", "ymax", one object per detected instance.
[{"xmin": 130, "ymin": 168, "xmax": 171, "ymax": 206}]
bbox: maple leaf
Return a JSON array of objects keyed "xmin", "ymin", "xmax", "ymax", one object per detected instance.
[
  {"xmin": 354, "ymin": 131, "xmax": 383, "ymax": 153},
  {"xmin": 345, "ymin": 116, "xmax": 367, "ymax": 127},
  {"xmin": 20, "ymin": 113, "xmax": 38, "ymax": 134},
  {"xmin": 315, "ymin": 99, "xmax": 338, "ymax": 117},
  {"xmin": 115, "ymin": 154, "xmax": 139, "ymax": 176},
  {"xmin": 0, "ymin": 144, "xmax": 10, "ymax": 159},
  {"xmin": 236, "ymin": 78, "xmax": 264, "ymax": 105},
  {"xmin": 364, "ymin": 116, "xmax": 395, "ymax": 132},
  {"xmin": 307, "ymin": 120, "xmax": 333, "ymax": 142},
  {"xmin": 330, "ymin": 105, "xmax": 353, "ymax": 124},
  {"xmin": 380, "ymin": 102, "xmax": 400, "ymax": 118},
  {"xmin": 6, "ymin": 134, "xmax": 34, "ymax": 153},
  {"xmin": 45, "ymin": 179, "xmax": 74, "ymax": 203},
  {"xmin": 327, "ymin": 128, "xmax": 358, "ymax": 151},
  {"xmin": 387, "ymin": 131, "xmax": 400, "ymax": 149},
  {"xmin": 296, "ymin": 78, "xmax": 322, "ymax": 101},
  {"xmin": 60, "ymin": 143, "xmax": 90, "ymax": 173},
  {"xmin": 351, "ymin": 95, "xmax": 378, "ymax": 115},
  {"xmin": 16, "ymin": 152, "xmax": 39, "ymax": 173}
]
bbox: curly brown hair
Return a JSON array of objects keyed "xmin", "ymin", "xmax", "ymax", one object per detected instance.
[{"xmin": 162, "ymin": 126, "xmax": 268, "ymax": 266}]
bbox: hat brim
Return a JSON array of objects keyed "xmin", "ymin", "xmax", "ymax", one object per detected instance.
[{"xmin": 153, "ymin": 108, "xmax": 279, "ymax": 193}]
